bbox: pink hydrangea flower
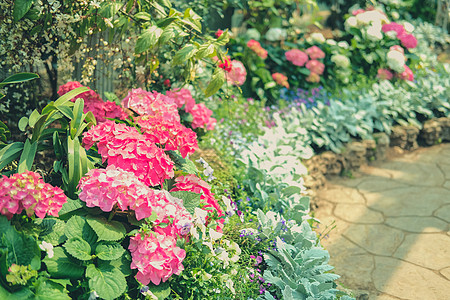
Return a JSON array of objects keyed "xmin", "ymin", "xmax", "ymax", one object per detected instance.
[
  {"xmin": 189, "ymin": 103, "xmax": 217, "ymax": 131},
  {"xmin": 352, "ymin": 9, "xmax": 365, "ymax": 16},
  {"xmin": 247, "ymin": 40, "xmax": 268, "ymax": 59},
  {"xmin": 398, "ymin": 33, "xmax": 418, "ymax": 49},
  {"xmin": 305, "ymin": 46, "xmax": 325, "ymax": 60},
  {"xmin": 129, "ymin": 227, "xmax": 186, "ymax": 285},
  {"xmin": 0, "ymin": 171, "xmax": 66, "ymax": 219},
  {"xmin": 215, "ymin": 29, "xmax": 224, "ymax": 38},
  {"xmin": 272, "ymin": 73, "xmax": 289, "ymax": 88},
  {"xmin": 306, "ymin": 60, "xmax": 325, "ymax": 75},
  {"xmin": 121, "ymin": 89, "xmax": 180, "ymax": 123},
  {"xmin": 382, "ymin": 22, "xmax": 405, "ymax": 36},
  {"xmin": 398, "ymin": 65, "xmax": 414, "ymax": 81},
  {"xmin": 306, "ymin": 72, "xmax": 320, "ymax": 83},
  {"xmin": 227, "ymin": 60, "xmax": 247, "ymax": 86},
  {"xmin": 82, "ymin": 121, "xmax": 174, "ymax": 186},
  {"xmin": 165, "ymin": 88, "xmax": 196, "ymax": 111},
  {"xmin": 285, "ymin": 49, "xmax": 309, "ymax": 67},
  {"xmin": 377, "ymin": 68, "xmax": 394, "ymax": 80}
]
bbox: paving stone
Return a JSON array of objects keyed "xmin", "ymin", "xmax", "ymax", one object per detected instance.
[
  {"xmin": 376, "ymin": 160, "xmax": 445, "ymax": 186},
  {"xmin": 356, "ymin": 177, "xmax": 408, "ymax": 193},
  {"xmin": 359, "ymin": 165, "xmax": 393, "ymax": 179},
  {"xmin": 434, "ymin": 204, "xmax": 450, "ymax": 222},
  {"xmin": 444, "ymin": 180, "xmax": 450, "ymax": 190},
  {"xmin": 373, "ymin": 256, "xmax": 450, "ymax": 299},
  {"xmin": 363, "ymin": 187, "xmax": 448, "ymax": 217},
  {"xmin": 393, "ymin": 234, "xmax": 450, "ymax": 270},
  {"xmin": 368, "ymin": 293, "xmax": 400, "ymax": 300},
  {"xmin": 344, "ymin": 224, "xmax": 404, "ymax": 256},
  {"xmin": 440, "ymin": 267, "xmax": 450, "ymax": 280},
  {"xmin": 385, "ymin": 216, "xmax": 448, "ymax": 233},
  {"xmin": 316, "ymin": 216, "xmax": 351, "ymax": 247},
  {"xmin": 316, "ymin": 185, "xmax": 366, "ymax": 204},
  {"xmin": 439, "ymin": 163, "xmax": 450, "ymax": 180},
  {"xmin": 334, "ymin": 204, "xmax": 384, "ymax": 224}
]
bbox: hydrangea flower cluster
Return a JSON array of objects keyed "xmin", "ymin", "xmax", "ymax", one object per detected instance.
[
  {"xmin": 285, "ymin": 49, "xmax": 309, "ymax": 67},
  {"xmin": 121, "ymin": 88, "xmax": 180, "ymax": 123},
  {"xmin": 272, "ymin": 73, "xmax": 289, "ymax": 88},
  {"xmin": 226, "ymin": 60, "xmax": 247, "ymax": 87},
  {"xmin": 247, "ymin": 39, "xmax": 268, "ymax": 59},
  {"xmin": 57, "ymin": 81, "xmax": 127, "ymax": 122},
  {"xmin": 165, "ymin": 88, "xmax": 217, "ymax": 131},
  {"xmin": 285, "ymin": 46, "xmax": 326, "ymax": 83},
  {"xmin": 383, "ymin": 45, "xmax": 414, "ymax": 81},
  {"xmin": 382, "ymin": 22, "xmax": 418, "ymax": 49},
  {"xmin": 0, "ymin": 171, "xmax": 67, "ymax": 219},
  {"xmin": 129, "ymin": 226, "xmax": 186, "ymax": 285},
  {"xmin": 82, "ymin": 120, "xmax": 174, "ymax": 186}
]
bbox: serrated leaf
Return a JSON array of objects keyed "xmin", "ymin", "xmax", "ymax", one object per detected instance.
[
  {"xmin": 95, "ymin": 242, "xmax": 125, "ymax": 260},
  {"xmin": 86, "ymin": 216, "xmax": 126, "ymax": 242},
  {"xmin": 173, "ymin": 44, "xmax": 196, "ymax": 65},
  {"xmin": 195, "ymin": 43, "xmax": 214, "ymax": 59},
  {"xmin": 43, "ymin": 247, "xmax": 85, "ymax": 279},
  {"xmin": 37, "ymin": 218, "xmax": 67, "ymax": 246},
  {"xmin": 64, "ymin": 216, "xmax": 97, "ymax": 245},
  {"xmin": 170, "ymin": 191, "xmax": 200, "ymax": 215},
  {"xmin": 135, "ymin": 26, "xmax": 163, "ymax": 54},
  {"xmin": 102, "ymin": 253, "xmax": 131, "ymax": 276},
  {"xmin": 205, "ymin": 67, "xmax": 226, "ymax": 97},
  {"xmin": 86, "ymin": 264, "xmax": 126, "ymax": 300},
  {"xmin": 148, "ymin": 281, "xmax": 171, "ymax": 300},
  {"xmin": 57, "ymin": 198, "xmax": 84, "ymax": 218},
  {"xmin": 64, "ymin": 237, "xmax": 92, "ymax": 261},
  {"xmin": 34, "ymin": 277, "xmax": 71, "ymax": 300}
]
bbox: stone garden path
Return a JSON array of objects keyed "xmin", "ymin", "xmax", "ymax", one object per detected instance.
[{"xmin": 314, "ymin": 143, "xmax": 450, "ymax": 300}]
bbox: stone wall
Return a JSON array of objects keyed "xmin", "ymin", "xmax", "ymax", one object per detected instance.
[{"xmin": 304, "ymin": 117, "xmax": 450, "ymax": 193}]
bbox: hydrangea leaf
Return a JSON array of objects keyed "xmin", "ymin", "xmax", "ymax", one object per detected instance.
[
  {"xmin": 86, "ymin": 216, "xmax": 126, "ymax": 242},
  {"xmin": 64, "ymin": 237, "xmax": 92, "ymax": 261},
  {"xmin": 43, "ymin": 247, "xmax": 85, "ymax": 279},
  {"xmin": 64, "ymin": 216, "xmax": 97, "ymax": 245},
  {"xmin": 170, "ymin": 191, "xmax": 201, "ymax": 215},
  {"xmin": 148, "ymin": 281, "xmax": 171, "ymax": 300},
  {"xmin": 86, "ymin": 264, "xmax": 126, "ymax": 300},
  {"xmin": 36, "ymin": 218, "xmax": 67, "ymax": 246},
  {"xmin": 95, "ymin": 242, "xmax": 125, "ymax": 261},
  {"xmin": 34, "ymin": 277, "xmax": 71, "ymax": 300}
]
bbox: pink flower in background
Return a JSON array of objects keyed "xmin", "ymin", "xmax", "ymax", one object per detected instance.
[
  {"xmin": 166, "ymin": 88, "xmax": 196, "ymax": 111},
  {"xmin": 352, "ymin": 9, "xmax": 365, "ymax": 16},
  {"xmin": 189, "ymin": 103, "xmax": 217, "ymax": 131},
  {"xmin": 215, "ymin": 29, "xmax": 224, "ymax": 38},
  {"xmin": 306, "ymin": 60, "xmax": 325, "ymax": 75},
  {"xmin": 398, "ymin": 33, "xmax": 418, "ymax": 49},
  {"xmin": 305, "ymin": 46, "xmax": 325, "ymax": 60},
  {"xmin": 218, "ymin": 57, "xmax": 232, "ymax": 72},
  {"xmin": 129, "ymin": 227, "xmax": 186, "ymax": 285},
  {"xmin": 390, "ymin": 45, "xmax": 405, "ymax": 54},
  {"xmin": 285, "ymin": 49, "xmax": 308, "ymax": 67},
  {"xmin": 247, "ymin": 39, "xmax": 268, "ymax": 59},
  {"xmin": 272, "ymin": 73, "xmax": 289, "ymax": 88},
  {"xmin": 398, "ymin": 65, "xmax": 414, "ymax": 81},
  {"xmin": 0, "ymin": 171, "xmax": 66, "ymax": 219},
  {"xmin": 377, "ymin": 68, "xmax": 394, "ymax": 80},
  {"xmin": 306, "ymin": 72, "xmax": 320, "ymax": 83},
  {"xmin": 227, "ymin": 60, "xmax": 247, "ymax": 86},
  {"xmin": 382, "ymin": 22, "xmax": 405, "ymax": 36}
]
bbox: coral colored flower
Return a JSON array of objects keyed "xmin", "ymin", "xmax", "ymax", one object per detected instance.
[
  {"xmin": 398, "ymin": 33, "xmax": 418, "ymax": 49},
  {"xmin": 129, "ymin": 227, "xmax": 186, "ymax": 286},
  {"xmin": 305, "ymin": 46, "xmax": 325, "ymax": 60},
  {"xmin": 377, "ymin": 68, "xmax": 394, "ymax": 80},
  {"xmin": 0, "ymin": 171, "xmax": 66, "ymax": 219},
  {"xmin": 382, "ymin": 22, "xmax": 405, "ymax": 36},
  {"xmin": 398, "ymin": 65, "xmax": 414, "ymax": 81},
  {"xmin": 352, "ymin": 9, "xmax": 365, "ymax": 16},
  {"xmin": 272, "ymin": 73, "xmax": 289, "ymax": 88},
  {"xmin": 218, "ymin": 57, "xmax": 232, "ymax": 72},
  {"xmin": 285, "ymin": 49, "xmax": 308, "ymax": 67},
  {"xmin": 306, "ymin": 60, "xmax": 325, "ymax": 75},
  {"xmin": 226, "ymin": 60, "xmax": 247, "ymax": 86},
  {"xmin": 215, "ymin": 29, "xmax": 224, "ymax": 38},
  {"xmin": 166, "ymin": 88, "xmax": 196, "ymax": 112},
  {"xmin": 189, "ymin": 103, "xmax": 217, "ymax": 131},
  {"xmin": 247, "ymin": 39, "xmax": 268, "ymax": 59},
  {"xmin": 306, "ymin": 72, "xmax": 320, "ymax": 83}
]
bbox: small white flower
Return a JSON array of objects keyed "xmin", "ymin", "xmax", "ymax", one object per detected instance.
[
  {"xmin": 366, "ymin": 25, "xmax": 383, "ymax": 41},
  {"xmin": 345, "ymin": 16, "xmax": 358, "ymax": 29},
  {"xmin": 88, "ymin": 291, "xmax": 99, "ymax": 300},
  {"xmin": 403, "ymin": 21, "xmax": 414, "ymax": 33},
  {"xmin": 226, "ymin": 279, "xmax": 236, "ymax": 294},
  {"xmin": 135, "ymin": 65, "xmax": 145, "ymax": 75},
  {"xmin": 387, "ymin": 50, "xmax": 406, "ymax": 73},
  {"xmin": 326, "ymin": 39, "xmax": 337, "ymax": 46},
  {"xmin": 309, "ymin": 32, "xmax": 325, "ymax": 43},
  {"xmin": 39, "ymin": 241, "xmax": 54, "ymax": 258},
  {"xmin": 337, "ymin": 41, "xmax": 349, "ymax": 49},
  {"xmin": 209, "ymin": 228, "xmax": 223, "ymax": 241},
  {"xmin": 265, "ymin": 28, "xmax": 287, "ymax": 42}
]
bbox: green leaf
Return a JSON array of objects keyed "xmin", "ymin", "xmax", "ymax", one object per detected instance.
[
  {"xmin": 195, "ymin": 43, "xmax": 215, "ymax": 59},
  {"xmin": 57, "ymin": 198, "xmax": 84, "ymax": 219},
  {"xmin": 86, "ymin": 216, "xmax": 126, "ymax": 242},
  {"xmin": 67, "ymin": 137, "xmax": 82, "ymax": 198},
  {"xmin": 28, "ymin": 109, "xmax": 41, "ymax": 128},
  {"xmin": 56, "ymin": 105, "xmax": 74, "ymax": 120},
  {"xmin": 64, "ymin": 237, "xmax": 92, "ymax": 261},
  {"xmin": 205, "ymin": 67, "xmax": 225, "ymax": 97},
  {"xmin": 86, "ymin": 264, "xmax": 126, "ymax": 300},
  {"xmin": 17, "ymin": 139, "xmax": 37, "ymax": 173},
  {"xmin": 102, "ymin": 253, "xmax": 131, "ymax": 276},
  {"xmin": 0, "ymin": 284, "xmax": 33, "ymax": 299},
  {"xmin": 13, "ymin": 0, "xmax": 35, "ymax": 21},
  {"xmin": 170, "ymin": 191, "xmax": 201, "ymax": 215},
  {"xmin": 36, "ymin": 218, "xmax": 67, "ymax": 246},
  {"xmin": 0, "ymin": 121, "xmax": 10, "ymax": 143},
  {"xmin": 103, "ymin": 92, "xmax": 120, "ymax": 105},
  {"xmin": 33, "ymin": 277, "xmax": 71, "ymax": 300},
  {"xmin": 134, "ymin": 12, "xmax": 152, "ymax": 21},
  {"xmin": 135, "ymin": 26, "xmax": 163, "ymax": 54},
  {"xmin": 70, "ymin": 98, "xmax": 86, "ymax": 139},
  {"xmin": 173, "ymin": 44, "xmax": 196, "ymax": 65},
  {"xmin": 0, "ymin": 73, "xmax": 38, "ymax": 87},
  {"xmin": 95, "ymin": 242, "xmax": 125, "ymax": 261},
  {"xmin": 18, "ymin": 117, "xmax": 28, "ymax": 132},
  {"xmin": 148, "ymin": 281, "xmax": 171, "ymax": 300},
  {"xmin": 0, "ymin": 142, "xmax": 24, "ymax": 170},
  {"xmin": 54, "ymin": 87, "xmax": 89, "ymax": 107},
  {"xmin": 43, "ymin": 247, "xmax": 85, "ymax": 279},
  {"xmin": 64, "ymin": 216, "xmax": 97, "ymax": 245}
]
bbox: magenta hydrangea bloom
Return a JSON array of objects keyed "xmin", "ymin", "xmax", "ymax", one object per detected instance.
[
  {"xmin": 189, "ymin": 103, "xmax": 217, "ymax": 131},
  {"xmin": 377, "ymin": 68, "xmax": 394, "ymax": 80},
  {"xmin": 382, "ymin": 22, "xmax": 405, "ymax": 36},
  {"xmin": 226, "ymin": 60, "xmax": 247, "ymax": 86},
  {"xmin": 165, "ymin": 88, "xmax": 196, "ymax": 111},
  {"xmin": 0, "ymin": 171, "xmax": 66, "ymax": 219},
  {"xmin": 306, "ymin": 60, "xmax": 325, "ymax": 75},
  {"xmin": 398, "ymin": 65, "xmax": 414, "ymax": 81},
  {"xmin": 398, "ymin": 33, "xmax": 418, "ymax": 49},
  {"xmin": 305, "ymin": 45, "xmax": 325, "ymax": 60},
  {"xmin": 129, "ymin": 226, "xmax": 186, "ymax": 286},
  {"xmin": 285, "ymin": 49, "xmax": 309, "ymax": 67}
]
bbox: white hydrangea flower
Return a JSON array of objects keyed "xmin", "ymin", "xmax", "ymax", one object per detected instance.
[
  {"xmin": 309, "ymin": 32, "xmax": 325, "ymax": 43},
  {"xmin": 366, "ymin": 24, "xmax": 383, "ymax": 41},
  {"xmin": 403, "ymin": 21, "xmax": 414, "ymax": 33},
  {"xmin": 326, "ymin": 39, "xmax": 337, "ymax": 46},
  {"xmin": 387, "ymin": 50, "xmax": 406, "ymax": 73},
  {"xmin": 245, "ymin": 28, "xmax": 261, "ymax": 41},
  {"xmin": 345, "ymin": 16, "xmax": 358, "ymax": 29},
  {"xmin": 265, "ymin": 28, "xmax": 287, "ymax": 42},
  {"xmin": 337, "ymin": 41, "xmax": 349, "ymax": 49},
  {"xmin": 331, "ymin": 54, "xmax": 350, "ymax": 68},
  {"xmin": 39, "ymin": 241, "xmax": 54, "ymax": 258}
]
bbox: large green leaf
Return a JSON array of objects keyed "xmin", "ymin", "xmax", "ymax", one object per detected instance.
[
  {"xmin": 86, "ymin": 216, "xmax": 126, "ymax": 242},
  {"xmin": 43, "ymin": 247, "xmax": 84, "ymax": 279},
  {"xmin": 169, "ymin": 191, "xmax": 201, "ymax": 215},
  {"xmin": 148, "ymin": 282, "xmax": 171, "ymax": 300},
  {"xmin": 135, "ymin": 26, "xmax": 163, "ymax": 54},
  {"xmin": 95, "ymin": 242, "xmax": 125, "ymax": 261},
  {"xmin": 205, "ymin": 67, "xmax": 226, "ymax": 97},
  {"xmin": 13, "ymin": 0, "xmax": 35, "ymax": 21},
  {"xmin": 0, "ymin": 73, "xmax": 38, "ymax": 87},
  {"xmin": 0, "ymin": 142, "xmax": 24, "ymax": 171},
  {"xmin": 173, "ymin": 44, "xmax": 196, "ymax": 65},
  {"xmin": 67, "ymin": 137, "xmax": 81, "ymax": 198},
  {"xmin": 33, "ymin": 277, "xmax": 71, "ymax": 300},
  {"xmin": 70, "ymin": 98, "xmax": 85, "ymax": 139},
  {"xmin": 64, "ymin": 216, "xmax": 97, "ymax": 245},
  {"xmin": 17, "ymin": 139, "xmax": 37, "ymax": 173},
  {"xmin": 86, "ymin": 264, "xmax": 126, "ymax": 300},
  {"xmin": 102, "ymin": 254, "xmax": 131, "ymax": 276},
  {"xmin": 54, "ymin": 87, "xmax": 89, "ymax": 107},
  {"xmin": 36, "ymin": 218, "xmax": 67, "ymax": 246},
  {"xmin": 64, "ymin": 237, "xmax": 92, "ymax": 261},
  {"xmin": 57, "ymin": 198, "xmax": 84, "ymax": 219}
]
